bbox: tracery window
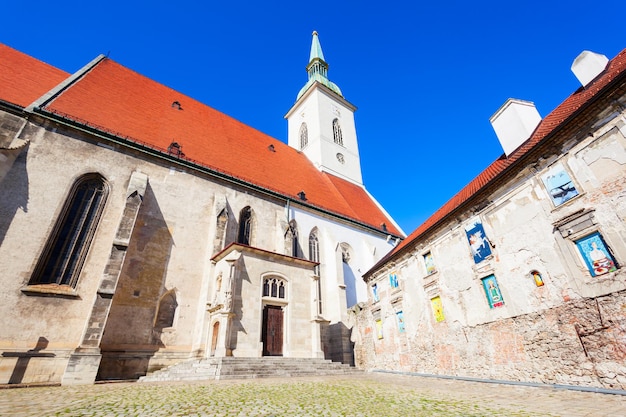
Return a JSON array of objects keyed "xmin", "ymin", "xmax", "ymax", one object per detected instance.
[
  {"xmin": 332, "ymin": 118, "xmax": 343, "ymax": 146},
  {"xmin": 263, "ymin": 277, "xmax": 286, "ymax": 299},
  {"xmin": 30, "ymin": 174, "xmax": 108, "ymax": 288},
  {"xmin": 299, "ymin": 123, "xmax": 308, "ymax": 149}
]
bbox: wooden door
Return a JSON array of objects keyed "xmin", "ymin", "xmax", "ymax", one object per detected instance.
[{"xmin": 262, "ymin": 305, "xmax": 283, "ymax": 356}]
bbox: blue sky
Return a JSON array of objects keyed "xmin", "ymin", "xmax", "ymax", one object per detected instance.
[{"xmin": 3, "ymin": 1, "xmax": 625, "ymax": 234}]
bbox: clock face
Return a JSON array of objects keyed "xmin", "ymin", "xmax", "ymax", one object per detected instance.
[{"xmin": 336, "ymin": 153, "xmax": 345, "ymax": 164}]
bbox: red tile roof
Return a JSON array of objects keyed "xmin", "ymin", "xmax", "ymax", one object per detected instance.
[
  {"xmin": 0, "ymin": 43, "xmax": 69, "ymax": 108},
  {"xmin": 368, "ymin": 48, "xmax": 626, "ymax": 273},
  {"xmin": 39, "ymin": 58, "xmax": 400, "ymax": 235}
]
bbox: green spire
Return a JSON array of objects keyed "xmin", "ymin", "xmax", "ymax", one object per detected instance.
[
  {"xmin": 309, "ymin": 30, "xmax": 325, "ymax": 62},
  {"xmin": 297, "ymin": 31, "xmax": 343, "ymax": 100}
]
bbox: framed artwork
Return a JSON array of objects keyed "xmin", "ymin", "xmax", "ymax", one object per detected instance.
[
  {"xmin": 375, "ymin": 319, "xmax": 383, "ymax": 339},
  {"xmin": 465, "ymin": 219, "xmax": 492, "ymax": 264},
  {"xmin": 575, "ymin": 232, "xmax": 617, "ymax": 277},
  {"xmin": 481, "ymin": 275, "xmax": 504, "ymax": 308},
  {"xmin": 430, "ymin": 296, "xmax": 445, "ymax": 322},
  {"xmin": 389, "ymin": 271, "xmax": 398, "ymax": 289},
  {"xmin": 424, "ymin": 252, "xmax": 436, "ymax": 275},
  {"xmin": 396, "ymin": 311, "xmax": 405, "ymax": 333},
  {"xmin": 531, "ymin": 270, "xmax": 544, "ymax": 287},
  {"xmin": 541, "ymin": 163, "xmax": 579, "ymax": 206}
]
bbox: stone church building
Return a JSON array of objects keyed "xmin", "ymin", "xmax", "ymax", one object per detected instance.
[
  {"xmin": 0, "ymin": 33, "xmax": 403, "ymax": 385},
  {"xmin": 355, "ymin": 48, "xmax": 626, "ymax": 390}
]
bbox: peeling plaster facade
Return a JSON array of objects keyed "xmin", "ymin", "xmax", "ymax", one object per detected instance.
[{"xmin": 355, "ymin": 57, "xmax": 626, "ymax": 390}]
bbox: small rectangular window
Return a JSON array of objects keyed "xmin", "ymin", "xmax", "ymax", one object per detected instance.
[
  {"xmin": 465, "ymin": 219, "xmax": 492, "ymax": 264},
  {"xmin": 430, "ymin": 296, "xmax": 445, "ymax": 322},
  {"xmin": 375, "ymin": 319, "xmax": 383, "ymax": 339},
  {"xmin": 541, "ymin": 163, "xmax": 579, "ymax": 206},
  {"xmin": 481, "ymin": 275, "xmax": 504, "ymax": 308},
  {"xmin": 423, "ymin": 252, "xmax": 436, "ymax": 275},
  {"xmin": 389, "ymin": 272, "xmax": 398, "ymax": 289},
  {"xmin": 371, "ymin": 283, "xmax": 379, "ymax": 302},
  {"xmin": 396, "ymin": 311, "xmax": 405, "ymax": 333},
  {"xmin": 575, "ymin": 232, "xmax": 618, "ymax": 277}
]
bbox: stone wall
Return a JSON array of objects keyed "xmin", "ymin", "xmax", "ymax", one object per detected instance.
[{"xmin": 355, "ymin": 290, "xmax": 626, "ymax": 389}]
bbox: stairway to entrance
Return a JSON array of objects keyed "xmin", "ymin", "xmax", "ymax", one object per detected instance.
[{"xmin": 139, "ymin": 357, "xmax": 362, "ymax": 382}]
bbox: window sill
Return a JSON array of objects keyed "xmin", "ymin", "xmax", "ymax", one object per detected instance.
[
  {"xmin": 424, "ymin": 270, "xmax": 438, "ymax": 279},
  {"xmin": 550, "ymin": 192, "xmax": 585, "ymax": 212},
  {"xmin": 585, "ymin": 268, "xmax": 621, "ymax": 283},
  {"xmin": 21, "ymin": 284, "xmax": 80, "ymax": 299}
]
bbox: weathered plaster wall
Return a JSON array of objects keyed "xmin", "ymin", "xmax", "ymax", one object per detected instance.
[
  {"xmin": 355, "ymin": 92, "xmax": 626, "ymax": 390},
  {"xmin": 355, "ymin": 291, "xmax": 626, "ymax": 389}
]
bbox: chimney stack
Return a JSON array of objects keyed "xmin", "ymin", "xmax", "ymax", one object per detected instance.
[
  {"xmin": 490, "ymin": 98, "xmax": 542, "ymax": 157},
  {"xmin": 571, "ymin": 50, "xmax": 608, "ymax": 87}
]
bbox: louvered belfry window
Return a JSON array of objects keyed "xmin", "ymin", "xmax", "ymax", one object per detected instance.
[
  {"xmin": 299, "ymin": 123, "xmax": 308, "ymax": 149},
  {"xmin": 332, "ymin": 118, "xmax": 343, "ymax": 146}
]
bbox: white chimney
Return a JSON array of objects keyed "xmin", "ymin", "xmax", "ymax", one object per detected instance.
[
  {"xmin": 490, "ymin": 99, "xmax": 542, "ymax": 157},
  {"xmin": 571, "ymin": 50, "xmax": 608, "ymax": 87}
]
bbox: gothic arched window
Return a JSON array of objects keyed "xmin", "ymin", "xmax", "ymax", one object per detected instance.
[
  {"xmin": 238, "ymin": 206, "xmax": 253, "ymax": 245},
  {"xmin": 309, "ymin": 228, "xmax": 322, "ymax": 314},
  {"xmin": 309, "ymin": 229, "xmax": 320, "ymax": 275},
  {"xmin": 332, "ymin": 118, "xmax": 343, "ymax": 146},
  {"xmin": 155, "ymin": 290, "xmax": 178, "ymax": 328},
  {"xmin": 30, "ymin": 173, "xmax": 108, "ymax": 288},
  {"xmin": 289, "ymin": 220, "xmax": 299, "ymax": 257},
  {"xmin": 299, "ymin": 123, "xmax": 308, "ymax": 149}
]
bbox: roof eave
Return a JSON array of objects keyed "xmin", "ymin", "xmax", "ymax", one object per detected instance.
[{"xmin": 363, "ymin": 58, "xmax": 626, "ymax": 281}]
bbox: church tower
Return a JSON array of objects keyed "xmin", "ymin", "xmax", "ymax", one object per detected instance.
[{"xmin": 285, "ymin": 31, "xmax": 363, "ymax": 185}]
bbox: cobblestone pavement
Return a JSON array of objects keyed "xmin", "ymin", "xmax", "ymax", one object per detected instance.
[{"xmin": 1, "ymin": 373, "xmax": 624, "ymax": 417}]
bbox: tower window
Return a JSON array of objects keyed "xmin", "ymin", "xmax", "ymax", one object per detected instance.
[
  {"xmin": 30, "ymin": 174, "xmax": 108, "ymax": 288},
  {"xmin": 332, "ymin": 118, "xmax": 343, "ymax": 146},
  {"xmin": 299, "ymin": 123, "xmax": 308, "ymax": 149}
]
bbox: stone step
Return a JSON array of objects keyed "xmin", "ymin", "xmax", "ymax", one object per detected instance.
[{"xmin": 139, "ymin": 357, "xmax": 361, "ymax": 382}]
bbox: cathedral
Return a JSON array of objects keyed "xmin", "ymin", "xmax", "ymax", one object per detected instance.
[{"xmin": 0, "ymin": 33, "xmax": 403, "ymax": 385}]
